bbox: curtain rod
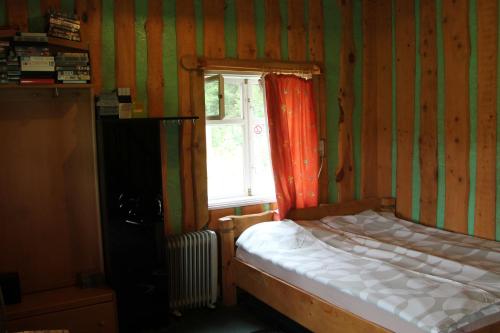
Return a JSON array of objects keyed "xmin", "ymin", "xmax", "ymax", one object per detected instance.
[{"xmin": 181, "ymin": 56, "xmax": 322, "ymax": 75}]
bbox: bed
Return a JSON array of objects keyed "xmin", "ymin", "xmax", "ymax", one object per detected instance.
[{"xmin": 217, "ymin": 198, "xmax": 500, "ymax": 333}]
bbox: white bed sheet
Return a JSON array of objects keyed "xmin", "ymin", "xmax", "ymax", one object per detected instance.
[{"xmin": 235, "ymin": 211, "xmax": 500, "ymax": 333}]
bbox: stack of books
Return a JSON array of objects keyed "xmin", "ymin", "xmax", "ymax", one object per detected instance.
[
  {"xmin": 0, "ymin": 41, "xmax": 9, "ymax": 84},
  {"xmin": 48, "ymin": 12, "xmax": 81, "ymax": 42},
  {"xmin": 13, "ymin": 32, "xmax": 49, "ymax": 43},
  {"xmin": 7, "ymin": 51, "xmax": 20, "ymax": 84},
  {"xmin": 55, "ymin": 52, "xmax": 90, "ymax": 83},
  {"xmin": 96, "ymin": 92, "xmax": 119, "ymax": 117},
  {"xmin": 20, "ymin": 55, "xmax": 55, "ymax": 84}
]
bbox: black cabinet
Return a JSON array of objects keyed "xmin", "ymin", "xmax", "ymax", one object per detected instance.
[{"xmin": 96, "ymin": 119, "xmax": 168, "ymax": 332}]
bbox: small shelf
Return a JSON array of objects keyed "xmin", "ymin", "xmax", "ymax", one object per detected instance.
[
  {"xmin": 97, "ymin": 116, "xmax": 199, "ymax": 122},
  {"xmin": 0, "ymin": 83, "xmax": 92, "ymax": 89}
]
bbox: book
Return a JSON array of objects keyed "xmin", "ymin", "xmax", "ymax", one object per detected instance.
[{"xmin": 20, "ymin": 78, "xmax": 55, "ymax": 84}]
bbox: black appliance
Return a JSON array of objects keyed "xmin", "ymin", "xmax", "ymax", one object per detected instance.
[{"xmin": 96, "ymin": 118, "xmax": 168, "ymax": 332}]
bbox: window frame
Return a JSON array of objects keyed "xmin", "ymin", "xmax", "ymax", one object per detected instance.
[{"xmin": 205, "ymin": 73, "xmax": 276, "ymax": 208}]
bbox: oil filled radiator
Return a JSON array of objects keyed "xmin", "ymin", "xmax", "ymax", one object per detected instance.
[{"xmin": 166, "ymin": 230, "xmax": 218, "ymax": 311}]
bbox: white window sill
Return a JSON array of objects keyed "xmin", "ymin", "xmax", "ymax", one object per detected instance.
[{"xmin": 208, "ymin": 196, "xmax": 276, "ymax": 210}]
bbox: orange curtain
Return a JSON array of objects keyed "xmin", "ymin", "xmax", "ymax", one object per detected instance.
[{"xmin": 265, "ymin": 74, "xmax": 319, "ymax": 217}]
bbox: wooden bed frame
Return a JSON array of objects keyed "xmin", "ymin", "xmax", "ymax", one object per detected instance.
[{"xmin": 217, "ymin": 197, "xmax": 500, "ymax": 333}]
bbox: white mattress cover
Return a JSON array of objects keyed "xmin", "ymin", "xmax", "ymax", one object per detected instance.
[{"xmin": 235, "ymin": 214, "xmax": 500, "ymax": 333}]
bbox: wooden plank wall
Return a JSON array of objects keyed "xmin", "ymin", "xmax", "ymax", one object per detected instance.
[
  {"xmin": 0, "ymin": 0, "xmax": 367, "ymax": 233},
  {"xmin": 366, "ymin": 0, "xmax": 499, "ymax": 240}
]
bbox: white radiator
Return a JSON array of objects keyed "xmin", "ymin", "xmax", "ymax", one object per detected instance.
[{"xmin": 166, "ymin": 230, "xmax": 218, "ymax": 310}]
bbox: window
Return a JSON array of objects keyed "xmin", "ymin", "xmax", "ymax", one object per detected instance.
[{"xmin": 205, "ymin": 73, "xmax": 275, "ymax": 208}]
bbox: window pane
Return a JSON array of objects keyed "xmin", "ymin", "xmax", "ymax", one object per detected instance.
[
  {"xmin": 249, "ymin": 83, "xmax": 276, "ymax": 197},
  {"xmin": 224, "ymin": 81, "xmax": 242, "ymax": 119},
  {"xmin": 205, "ymin": 78, "xmax": 220, "ymax": 118},
  {"xmin": 206, "ymin": 124, "xmax": 245, "ymax": 199}
]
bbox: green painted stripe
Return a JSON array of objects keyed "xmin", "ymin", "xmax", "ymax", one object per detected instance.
[
  {"xmin": 61, "ymin": 0, "xmax": 74, "ymax": 14},
  {"xmin": 412, "ymin": 0, "xmax": 422, "ymax": 222},
  {"xmin": 0, "ymin": 0, "xmax": 5, "ymax": 26},
  {"xmin": 468, "ymin": 0, "xmax": 477, "ymax": 235},
  {"xmin": 353, "ymin": 0, "xmax": 362, "ymax": 200},
  {"xmin": 135, "ymin": 0, "xmax": 148, "ymax": 114},
  {"xmin": 102, "ymin": 0, "xmax": 115, "ymax": 91},
  {"xmin": 194, "ymin": 0, "xmax": 203, "ymax": 57},
  {"xmin": 163, "ymin": 1, "xmax": 182, "ymax": 234},
  {"xmin": 391, "ymin": 0, "xmax": 397, "ymax": 198},
  {"xmin": 497, "ymin": 0, "xmax": 500, "ymax": 241},
  {"xmin": 224, "ymin": 0, "xmax": 237, "ymax": 58},
  {"xmin": 234, "ymin": 206, "xmax": 242, "ymax": 216},
  {"xmin": 304, "ymin": 0, "xmax": 309, "ymax": 61},
  {"xmin": 324, "ymin": 0, "xmax": 341, "ymax": 203},
  {"xmin": 436, "ymin": 0, "xmax": 446, "ymax": 229},
  {"xmin": 279, "ymin": 0, "xmax": 288, "ymax": 60},
  {"xmin": 262, "ymin": 203, "xmax": 270, "ymax": 211},
  {"xmin": 28, "ymin": 0, "xmax": 44, "ymax": 32},
  {"xmin": 255, "ymin": 0, "xmax": 265, "ymax": 59}
]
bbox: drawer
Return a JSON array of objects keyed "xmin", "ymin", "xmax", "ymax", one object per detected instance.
[{"xmin": 7, "ymin": 301, "xmax": 117, "ymax": 333}]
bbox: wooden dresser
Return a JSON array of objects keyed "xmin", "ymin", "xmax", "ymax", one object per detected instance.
[
  {"xmin": 0, "ymin": 86, "xmax": 117, "ymax": 331},
  {"xmin": 5, "ymin": 287, "xmax": 117, "ymax": 333}
]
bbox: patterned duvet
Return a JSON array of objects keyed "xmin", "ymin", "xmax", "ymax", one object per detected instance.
[{"xmin": 236, "ymin": 210, "xmax": 500, "ymax": 333}]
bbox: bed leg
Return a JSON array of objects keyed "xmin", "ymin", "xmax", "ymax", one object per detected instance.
[{"xmin": 219, "ymin": 217, "xmax": 237, "ymax": 306}]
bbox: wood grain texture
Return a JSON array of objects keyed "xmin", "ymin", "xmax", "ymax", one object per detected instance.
[
  {"xmin": 6, "ymin": 0, "xmax": 28, "ymax": 31},
  {"xmin": 264, "ymin": 0, "xmax": 281, "ymax": 59},
  {"xmin": 191, "ymin": 70, "xmax": 209, "ymax": 230},
  {"xmin": 0, "ymin": 89, "xmax": 100, "ymax": 294},
  {"xmin": 146, "ymin": 0, "xmax": 163, "ymax": 117},
  {"xmin": 75, "ymin": 0, "xmax": 103, "ymax": 94},
  {"xmin": 395, "ymin": 0, "xmax": 416, "ymax": 220},
  {"xmin": 308, "ymin": 0, "xmax": 323, "ymax": 62},
  {"xmin": 361, "ymin": 0, "xmax": 378, "ymax": 198},
  {"xmin": 233, "ymin": 258, "xmax": 389, "ymax": 333},
  {"xmin": 203, "ymin": 0, "xmax": 225, "ymax": 58},
  {"xmin": 287, "ymin": 0, "xmax": 306, "ymax": 61},
  {"xmin": 442, "ymin": 0, "xmax": 470, "ymax": 234},
  {"xmin": 236, "ymin": 0, "xmax": 257, "ymax": 59},
  {"xmin": 474, "ymin": 0, "xmax": 497, "ymax": 239},
  {"xmin": 337, "ymin": 0, "xmax": 355, "ymax": 201},
  {"xmin": 176, "ymin": 0, "xmax": 197, "ymax": 232},
  {"xmin": 376, "ymin": 0, "xmax": 393, "ymax": 198},
  {"xmin": 114, "ymin": 0, "xmax": 136, "ymax": 97},
  {"xmin": 40, "ymin": 0, "xmax": 61, "ymax": 14},
  {"xmin": 308, "ymin": 0, "xmax": 326, "ymax": 203},
  {"xmin": 419, "ymin": 0, "xmax": 438, "ymax": 227}
]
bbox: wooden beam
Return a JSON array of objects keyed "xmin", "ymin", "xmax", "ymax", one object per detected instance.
[
  {"xmin": 474, "ymin": 0, "xmax": 497, "ymax": 239},
  {"xmin": 146, "ymin": 0, "xmax": 163, "ymax": 117},
  {"xmin": 114, "ymin": 0, "xmax": 136, "ymax": 98},
  {"xmin": 287, "ymin": 0, "xmax": 306, "ymax": 61},
  {"xmin": 337, "ymin": 0, "xmax": 355, "ymax": 201},
  {"xmin": 236, "ymin": 0, "xmax": 257, "ymax": 60},
  {"xmin": 419, "ymin": 0, "xmax": 438, "ymax": 227},
  {"xmin": 395, "ymin": 0, "xmax": 416, "ymax": 220},
  {"xmin": 176, "ymin": 0, "xmax": 197, "ymax": 232},
  {"xmin": 376, "ymin": 0, "xmax": 393, "ymax": 198},
  {"xmin": 75, "ymin": 0, "xmax": 103, "ymax": 93},
  {"xmin": 5, "ymin": 0, "xmax": 28, "ymax": 31},
  {"xmin": 264, "ymin": 0, "xmax": 281, "ymax": 60},
  {"xmin": 442, "ymin": 0, "xmax": 470, "ymax": 234},
  {"xmin": 203, "ymin": 0, "xmax": 225, "ymax": 58},
  {"xmin": 361, "ymin": 0, "xmax": 378, "ymax": 198}
]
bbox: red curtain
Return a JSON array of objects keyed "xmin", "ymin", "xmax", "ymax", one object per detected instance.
[{"xmin": 265, "ymin": 74, "xmax": 319, "ymax": 218}]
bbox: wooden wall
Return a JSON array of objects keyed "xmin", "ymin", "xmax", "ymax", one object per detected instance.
[
  {"xmin": 365, "ymin": 0, "xmax": 499, "ymax": 240},
  {"xmin": 0, "ymin": 0, "xmax": 368, "ymax": 234}
]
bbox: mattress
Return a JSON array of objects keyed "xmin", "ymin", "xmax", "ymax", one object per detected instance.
[{"xmin": 235, "ymin": 210, "xmax": 500, "ymax": 333}]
